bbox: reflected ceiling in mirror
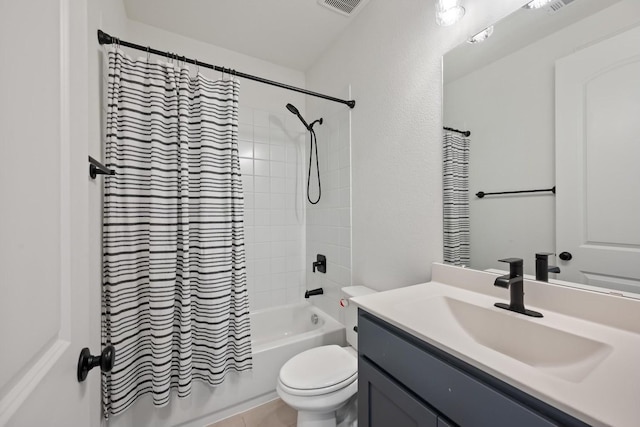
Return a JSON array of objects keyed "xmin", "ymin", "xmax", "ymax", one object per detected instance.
[
  {"xmin": 442, "ymin": 0, "xmax": 640, "ymax": 295},
  {"xmin": 445, "ymin": 0, "xmax": 619, "ymax": 84}
]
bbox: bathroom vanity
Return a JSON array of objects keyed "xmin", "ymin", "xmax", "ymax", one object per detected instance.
[
  {"xmin": 352, "ymin": 263, "xmax": 640, "ymax": 427},
  {"xmin": 358, "ymin": 311, "xmax": 586, "ymax": 426}
]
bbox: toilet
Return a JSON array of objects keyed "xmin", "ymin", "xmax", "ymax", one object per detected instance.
[{"xmin": 277, "ymin": 286, "xmax": 377, "ymax": 427}]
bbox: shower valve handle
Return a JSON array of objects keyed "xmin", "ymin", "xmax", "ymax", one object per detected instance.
[{"xmin": 77, "ymin": 345, "xmax": 115, "ymax": 382}]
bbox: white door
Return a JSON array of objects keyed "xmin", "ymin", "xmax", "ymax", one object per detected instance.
[
  {"xmin": 556, "ymin": 25, "xmax": 640, "ymax": 293},
  {"xmin": 0, "ymin": 1, "xmax": 93, "ymax": 426}
]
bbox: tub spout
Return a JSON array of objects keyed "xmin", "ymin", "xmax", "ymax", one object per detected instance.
[{"xmin": 305, "ymin": 288, "xmax": 324, "ymax": 298}]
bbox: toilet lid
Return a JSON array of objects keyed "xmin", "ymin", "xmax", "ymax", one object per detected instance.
[{"xmin": 279, "ymin": 345, "xmax": 357, "ymax": 392}]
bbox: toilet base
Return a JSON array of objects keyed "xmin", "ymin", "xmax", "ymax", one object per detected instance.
[
  {"xmin": 297, "ymin": 410, "xmax": 336, "ymax": 427},
  {"xmin": 294, "ymin": 395, "xmax": 357, "ymax": 427},
  {"xmin": 336, "ymin": 395, "xmax": 357, "ymax": 427}
]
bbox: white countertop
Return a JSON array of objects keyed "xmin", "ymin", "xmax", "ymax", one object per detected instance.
[{"xmin": 352, "ymin": 263, "xmax": 640, "ymax": 427}]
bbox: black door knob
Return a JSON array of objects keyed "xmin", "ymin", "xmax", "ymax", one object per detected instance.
[
  {"xmin": 77, "ymin": 345, "xmax": 115, "ymax": 382},
  {"xmin": 559, "ymin": 252, "xmax": 573, "ymax": 261}
]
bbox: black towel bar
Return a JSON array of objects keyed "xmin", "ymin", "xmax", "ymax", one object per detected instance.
[
  {"xmin": 89, "ymin": 156, "xmax": 115, "ymax": 179},
  {"xmin": 476, "ymin": 186, "xmax": 555, "ymax": 198}
]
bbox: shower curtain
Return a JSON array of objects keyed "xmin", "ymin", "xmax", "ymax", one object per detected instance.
[
  {"xmin": 102, "ymin": 47, "xmax": 251, "ymax": 418},
  {"xmin": 443, "ymin": 130, "xmax": 470, "ymax": 266}
]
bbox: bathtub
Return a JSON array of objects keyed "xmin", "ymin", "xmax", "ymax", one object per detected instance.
[{"xmin": 109, "ymin": 302, "xmax": 345, "ymax": 427}]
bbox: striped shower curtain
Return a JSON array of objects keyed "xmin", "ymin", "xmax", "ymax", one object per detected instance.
[
  {"xmin": 102, "ymin": 47, "xmax": 251, "ymax": 418},
  {"xmin": 443, "ymin": 130, "xmax": 470, "ymax": 266}
]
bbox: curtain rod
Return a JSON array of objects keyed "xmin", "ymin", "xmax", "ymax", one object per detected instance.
[
  {"xmin": 97, "ymin": 30, "xmax": 356, "ymax": 109},
  {"xmin": 443, "ymin": 126, "xmax": 471, "ymax": 137}
]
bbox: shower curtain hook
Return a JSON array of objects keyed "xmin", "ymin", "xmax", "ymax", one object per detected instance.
[
  {"xmin": 194, "ymin": 59, "xmax": 199, "ymax": 75},
  {"xmin": 146, "ymin": 46, "xmax": 150, "ymax": 62}
]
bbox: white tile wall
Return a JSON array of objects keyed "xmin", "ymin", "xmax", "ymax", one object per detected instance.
[
  {"xmin": 305, "ymin": 109, "xmax": 352, "ymax": 322},
  {"xmin": 239, "ymin": 106, "xmax": 307, "ymax": 311}
]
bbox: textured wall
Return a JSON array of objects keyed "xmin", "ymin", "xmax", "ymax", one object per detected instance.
[{"xmin": 306, "ymin": 0, "xmax": 525, "ymax": 291}]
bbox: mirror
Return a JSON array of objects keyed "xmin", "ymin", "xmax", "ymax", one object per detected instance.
[{"xmin": 443, "ymin": 0, "xmax": 640, "ymax": 294}]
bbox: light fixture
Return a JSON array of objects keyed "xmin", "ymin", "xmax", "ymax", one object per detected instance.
[
  {"xmin": 523, "ymin": 0, "xmax": 553, "ymax": 9},
  {"xmin": 436, "ymin": 0, "xmax": 465, "ymax": 26},
  {"xmin": 467, "ymin": 26, "xmax": 494, "ymax": 44}
]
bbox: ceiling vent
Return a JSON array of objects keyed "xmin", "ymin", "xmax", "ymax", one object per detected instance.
[
  {"xmin": 545, "ymin": 0, "xmax": 575, "ymax": 14},
  {"xmin": 318, "ymin": 0, "xmax": 371, "ymax": 17}
]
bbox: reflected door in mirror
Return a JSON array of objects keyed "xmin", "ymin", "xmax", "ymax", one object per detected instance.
[{"xmin": 555, "ymin": 25, "xmax": 640, "ymax": 293}]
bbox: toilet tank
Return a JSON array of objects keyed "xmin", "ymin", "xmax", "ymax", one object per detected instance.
[{"xmin": 341, "ymin": 286, "xmax": 377, "ymax": 349}]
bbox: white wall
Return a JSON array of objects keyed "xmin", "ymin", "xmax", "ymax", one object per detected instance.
[
  {"xmin": 306, "ymin": 0, "xmax": 526, "ymax": 291},
  {"xmin": 444, "ymin": 0, "xmax": 640, "ymax": 275},
  {"xmin": 238, "ymin": 106, "xmax": 308, "ymax": 311},
  {"xmin": 305, "ymin": 89, "xmax": 353, "ymax": 320}
]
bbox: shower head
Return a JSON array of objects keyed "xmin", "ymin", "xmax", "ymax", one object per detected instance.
[
  {"xmin": 286, "ymin": 103, "xmax": 299, "ymax": 115},
  {"xmin": 285, "ymin": 103, "xmax": 310, "ymax": 130}
]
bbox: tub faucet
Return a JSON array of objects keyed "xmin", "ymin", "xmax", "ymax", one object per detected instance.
[
  {"xmin": 535, "ymin": 252, "xmax": 560, "ymax": 282},
  {"xmin": 305, "ymin": 288, "xmax": 324, "ymax": 298},
  {"xmin": 313, "ymin": 254, "xmax": 326, "ymax": 273},
  {"xmin": 494, "ymin": 258, "xmax": 543, "ymax": 318}
]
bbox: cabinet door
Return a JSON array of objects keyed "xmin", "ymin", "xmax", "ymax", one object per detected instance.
[
  {"xmin": 438, "ymin": 416, "xmax": 455, "ymax": 427},
  {"xmin": 359, "ymin": 357, "xmax": 438, "ymax": 427}
]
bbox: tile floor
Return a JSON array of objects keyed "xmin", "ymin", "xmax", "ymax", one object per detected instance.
[{"xmin": 207, "ymin": 399, "xmax": 297, "ymax": 427}]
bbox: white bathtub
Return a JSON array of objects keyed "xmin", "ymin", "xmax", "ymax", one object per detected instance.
[{"xmin": 109, "ymin": 302, "xmax": 345, "ymax": 427}]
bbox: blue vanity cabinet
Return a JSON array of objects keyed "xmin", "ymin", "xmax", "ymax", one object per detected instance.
[
  {"xmin": 357, "ymin": 310, "xmax": 590, "ymax": 427},
  {"xmin": 359, "ymin": 356, "xmax": 438, "ymax": 426}
]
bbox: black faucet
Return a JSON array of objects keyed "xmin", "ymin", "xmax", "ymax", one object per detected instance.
[
  {"xmin": 305, "ymin": 288, "xmax": 324, "ymax": 298},
  {"xmin": 494, "ymin": 258, "xmax": 543, "ymax": 318},
  {"xmin": 313, "ymin": 254, "xmax": 326, "ymax": 273},
  {"xmin": 535, "ymin": 252, "xmax": 560, "ymax": 282}
]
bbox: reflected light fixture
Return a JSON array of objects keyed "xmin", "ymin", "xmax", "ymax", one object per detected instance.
[
  {"xmin": 523, "ymin": 0, "xmax": 553, "ymax": 9},
  {"xmin": 436, "ymin": 0, "xmax": 465, "ymax": 26},
  {"xmin": 467, "ymin": 26, "xmax": 494, "ymax": 44}
]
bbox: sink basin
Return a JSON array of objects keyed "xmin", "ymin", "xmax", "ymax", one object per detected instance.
[{"xmin": 420, "ymin": 296, "xmax": 612, "ymax": 382}]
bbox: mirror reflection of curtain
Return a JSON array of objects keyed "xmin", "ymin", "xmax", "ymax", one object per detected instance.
[{"xmin": 443, "ymin": 130, "xmax": 470, "ymax": 266}]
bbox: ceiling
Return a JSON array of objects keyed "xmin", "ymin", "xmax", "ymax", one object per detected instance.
[{"xmin": 123, "ymin": 0, "xmax": 365, "ymax": 71}]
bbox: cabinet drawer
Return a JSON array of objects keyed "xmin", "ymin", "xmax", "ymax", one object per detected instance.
[{"xmin": 358, "ymin": 311, "xmax": 559, "ymax": 427}]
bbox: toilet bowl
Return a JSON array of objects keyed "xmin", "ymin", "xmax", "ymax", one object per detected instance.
[{"xmin": 277, "ymin": 286, "xmax": 376, "ymax": 427}]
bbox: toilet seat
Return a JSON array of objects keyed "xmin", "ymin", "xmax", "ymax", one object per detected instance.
[{"xmin": 278, "ymin": 345, "xmax": 357, "ymax": 397}]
